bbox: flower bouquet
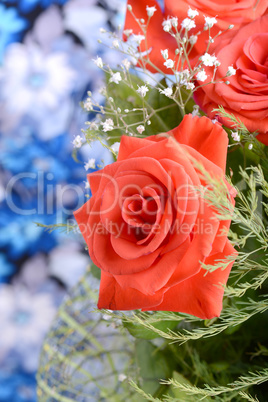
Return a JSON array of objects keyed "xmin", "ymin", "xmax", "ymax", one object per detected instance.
[{"xmin": 37, "ymin": 1, "xmax": 268, "ymax": 400}]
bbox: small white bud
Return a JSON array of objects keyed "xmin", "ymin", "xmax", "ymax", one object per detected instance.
[
  {"xmin": 187, "ymin": 7, "xmax": 199, "ymax": 19},
  {"xmin": 93, "ymin": 56, "xmax": 103, "ymax": 68},
  {"xmin": 112, "ymin": 39, "xmax": 120, "ymax": 48},
  {"xmin": 137, "ymin": 125, "xmax": 145, "ymax": 134},
  {"xmin": 164, "ymin": 59, "xmax": 174, "ymax": 69},
  {"xmin": 226, "ymin": 65, "xmax": 236, "ymax": 76},
  {"xmin": 161, "ymin": 49, "xmax": 169, "ymax": 60},
  {"xmin": 146, "ymin": 5, "xmax": 157, "ymax": 17},
  {"xmin": 111, "ymin": 142, "xmax": 120, "ymax": 154},
  {"xmin": 189, "ymin": 35, "xmax": 198, "ymax": 45}
]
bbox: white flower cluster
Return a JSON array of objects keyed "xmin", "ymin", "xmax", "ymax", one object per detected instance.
[
  {"xmin": 101, "ymin": 118, "xmax": 114, "ymax": 132},
  {"xmin": 109, "ymin": 72, "xmax": 122, "ymax": 84},
  {"xmin": 200, "ymin": 53, "xmax": 220, "ymax": 67},
  {"xmin": 196, "ymin": 69, "xmax": 207, "ymax": 82},
  {"xmin": 162, "ymin": 17, "xmax": 178, "ymax": 32},
  {"xmin": 137, "ymin": 85, "xmax": 149, "ymax": 97},
  {"xmin": 231, "ymin": 131, "xmax": 240, "ymax": 142},
  {"xmin": 84, "ymin": 158, "xmax": 96, "ymax": 170},
  {"xmin": 72, "ymin": 135, "xmax": 83, "ymax": 148},
  {"xmin": 159, "ymin": 87, "xmax": 173, "ymax": 97},
  {"xmin": 181, "ymin": 18, "xmax": 196, "ymax": 31},
  {"xmin": 204, "ymin": 16, "xmax": 217, "ymax": 29}
]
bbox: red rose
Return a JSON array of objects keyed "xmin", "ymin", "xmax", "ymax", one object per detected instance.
[
  {"xmin": 74, "ymin": 115, "xmax": 236, "ymax": 319},
  {"xmin": 194, "ymin": 15, "xmax": 268, "ymax": 144},
  {"xmin": 123, "ymin": 0, "xmax": 267, "ymax": 73}
]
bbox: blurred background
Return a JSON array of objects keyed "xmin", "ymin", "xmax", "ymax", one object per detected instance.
[{"xmin": 0, "ymin": 0, "xmax": 125, "ymax": 400}]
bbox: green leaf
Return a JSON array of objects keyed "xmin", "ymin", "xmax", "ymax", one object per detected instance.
[
  {"xmin": 145, "ymin": 81, "xmax": 183, "ymax": 134},
  {"xmin": 134, "ymin": 339, "xmax": 171, "ymax": 397},
  {"xmin": 90, "ymin": 263, "xmax": 101, "ymax": 280}
]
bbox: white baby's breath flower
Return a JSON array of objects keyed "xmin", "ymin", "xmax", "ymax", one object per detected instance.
[
  {"xmin": 122, "ymin": 59, "xmax": 131, "ymax": 70},
  {"xmin": 109, "ymin": 72, "xmax": 122, "ymax": 84},
  {"xmin": 227, "ymin": 65, "xmax": 236, "ymax": 76},
  {"xmin": 181, "ymin": 18, "xmax": 196, "ymax": 31},
  {"xmin": 93, "ymin": 56, "xmax": 103, "ymax": 68},
  {"xmin": 137, "ymin": 125, "xmax": 145, "ymax": 134},
  {"xmin": 101, "ymin": 118, "xmax": 114, "ymax": 132},
  {"xmin": 118, "ymin": 374, "xmax": 127, "ymax": 382},
  {"xmin": 171, "ymin": 17, "xmax": 178, "ymax": 28},
  {"xmin": 204, "ymin": 16, "xmax": 217, "ymax": 29},
  {"xmin": 192, "ymin": 105, "xmax": 200, "ymax": 116},
  {"xmin": 189, "ymin": 35, "xmax": 198, "ymax": 45},
  {"xmin": 196, "ymin": 69, "xmax": 207, "ymax": 82},
  {"xmin": 84, "ymin": 98, "xmax": 93, "ymax": 111},
  {"xmin": 159, "ymin": 87, "xmax": 173, "ymax": 97},
  {"xmin": 164, "ymin": 59, "xmax": 174, "ymax": 69},
  {"xmin": 111, "ymin": 142, "xmax": 120, "ymax": 153},
  {"xmin": 72, "ymin": 135, "xmax": 83, "ymax": 148},
  {"xmin": 99, "ymin": 28, "xmax": 106, "ymax": 33},
  {"xmin": 84, "ymin": 158, "xmax": 96, "ymax": 170},
  {"xmin": 161, "ymin": 49, "xmax": 169, "ymax": 60},
  {"xmin": 123, "ymin": 29, "xmax": 133, "ymax": 37},
  {"xmin": 188, "ymin": 7, "xmax": 199, "ymax": 19},
  {"xmin": 186, "ymin": 82, "xmax": 195, "ymax": 90},
  {"xmin": 84, "ymin": 181, "xmax": 90, "ymax": 189},
  {"xmin": 177, "ymin": 69, "xmax": 190, "ymax": 85},
  {"xmin": 162, "ymin": 18, "xmax": 172, "ymax": 32},
  {"xmin": 200, "ymin": 53, "xmax": 217, "ymax": 67},
  {"xmin": 89, "ymin": 121, "xmax": 98, "ymax": 130},
  {"xmin": 137, "ymin": 85, "xmax": 149, "ymax": 97},
  {"xmin": 132, "ymin": 34, "xmax": 145, "ymax": 45},
  {"xmin": 248, "ymin": 143, "xmax": 253, "ymax": 150},
  {"xmin": 231, "ymin": 131, "xmax": 240, "ymax": 142},
  {"xmin": 112, "ymin": 40, "xmax": 120, "ymax": 48},
  {"xmin": 146, "ymin": 5, "xmax": 157, "ymax": 17}
]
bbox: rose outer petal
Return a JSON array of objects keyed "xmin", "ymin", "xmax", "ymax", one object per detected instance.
[{"xmin": 144, "ymin": 240, "xmax": 236, "ymax": 319}]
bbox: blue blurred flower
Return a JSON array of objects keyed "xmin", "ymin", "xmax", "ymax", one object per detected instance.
[
  {"xmin": 0, "ymin": 5, "xmax": 28, "ymax": 62},
  {"xmin": 4, "ymin": 0, "xmax": 68, "ymax": 13},
  {"xmin": 0, "ymin": 253, "xmax": 15, "ymax": 283},
  {"xmin": 0, "ymin": 369, "xmax": 36, "ymax": 402},
  {"xmin": 0, "ymin": 284, "xmax": 57, "ymax": 370}
]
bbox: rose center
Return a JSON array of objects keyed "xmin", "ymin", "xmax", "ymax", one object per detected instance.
[{"xmin": 122, "ymin": 194, "xmax": 159, "ymax": 227}]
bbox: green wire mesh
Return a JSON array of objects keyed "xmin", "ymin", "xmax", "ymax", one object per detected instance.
[{"xmin": 37, "ymin": 271, "xmax": 139, "ymax": 402}]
